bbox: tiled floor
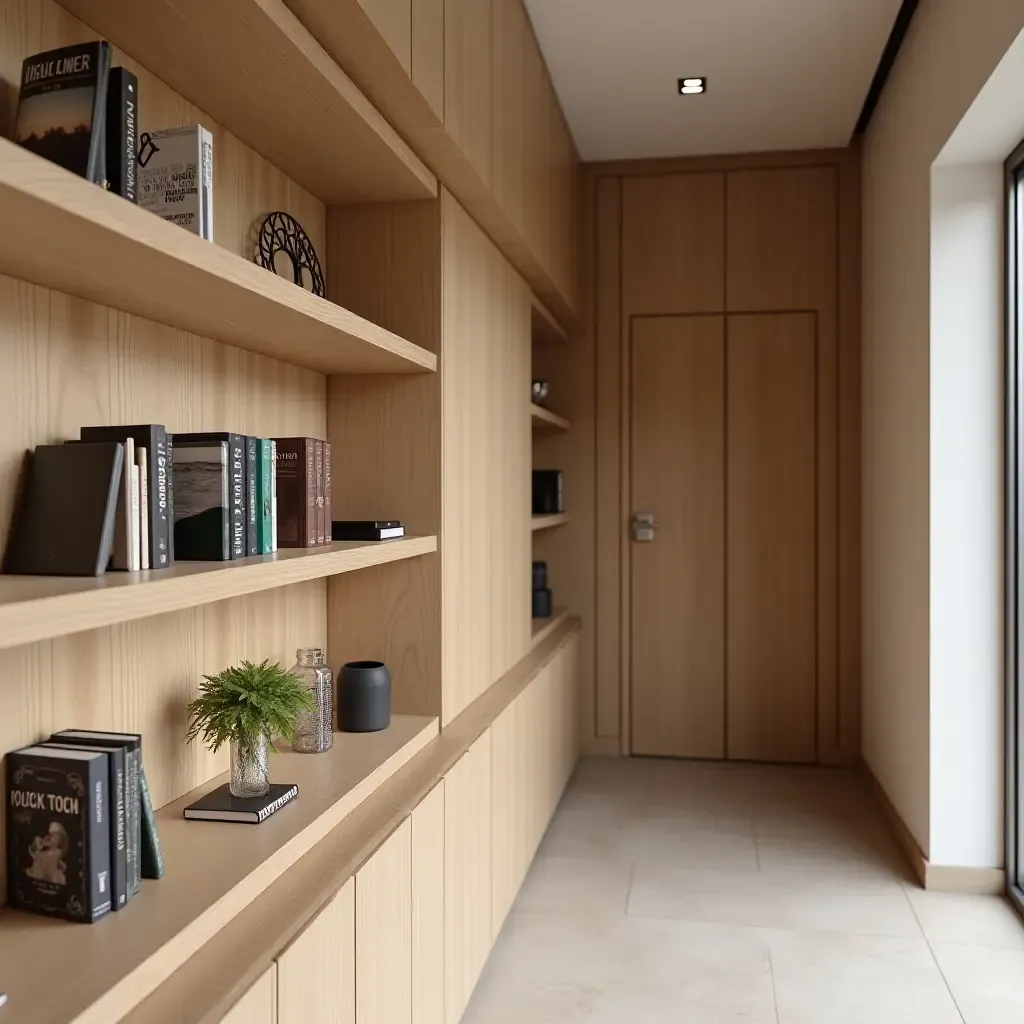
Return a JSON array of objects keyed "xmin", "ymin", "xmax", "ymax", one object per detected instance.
[{"xmin": 463, "ymin": 757, "xmax": 1024, "ymax": 1023}]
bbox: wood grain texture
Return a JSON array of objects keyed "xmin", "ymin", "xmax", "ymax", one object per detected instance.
[
  {"xmin": 359, "ymin": 0, "xmax": 412, "ymax": 72},
  {"xmin": 442, "ymin": 193, "xmax": 531, "ymax": 724},
  {"xmin": 444, "ymin": 729, "xmax": 493, "ymax": 1024},
  {"xmin": 726, "ymin": 314, "xmax": 818, "ymax": 763},
  {"xmin": 444, "ymin": 0, "xmax": 492, "ymax": 188},
  {"xmin": 278, "ymin": 879, "xmax": 356, "ymax": 1024},
  {"xmin": 221, "ymin": 965, "xmax": 277, "ymax": 1024},
  {"xmin": 630, "ymin": 317, "xmax": 726, "ymax": 759},
  {"xmin": 326, "ymin": 202, "xmax": 442, "ymax": 718},
  {"xmin": 411, "ymin": 781, "xmax": 445, "ymax": 1024},
  {"xmin": 0, "ymin": 717, "xmax": 437, "ymax": 1024},
  {"xmin": 356, "ymin": 818, "xmax": 413, "ymax": 1024},
  {"xmin": 411, "ymin": 0, "xmax": 445, "ymax": 119},
  {"xmin": 117, "ymin": 622, "xmax": 580, "ymax": 1024},
  {"xmin": 56, "ymin": 0, "xmax": 436, "ymax": 203},
  {"xmin": 622, "ymin": 173, "xmax": 725, "ymax": 315}
]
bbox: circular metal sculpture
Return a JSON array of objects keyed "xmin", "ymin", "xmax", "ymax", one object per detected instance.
[{"xmin": 256, "ymin": 211, "xmax": 325, "ymax": 297}]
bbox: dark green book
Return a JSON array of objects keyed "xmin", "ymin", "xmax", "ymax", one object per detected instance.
[{"xmin": 139, "ymin": 767, "xmax": 164, "ymax": 879}]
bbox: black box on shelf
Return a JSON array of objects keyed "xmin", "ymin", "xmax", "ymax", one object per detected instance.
[{"xmin": 532, "ymin": 470, "xmax": 563, "ymax": 515}]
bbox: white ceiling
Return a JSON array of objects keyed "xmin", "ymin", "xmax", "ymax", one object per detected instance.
[{"xmin": 522, "ymin": 0, "xmax": 904, "ymax": 162}]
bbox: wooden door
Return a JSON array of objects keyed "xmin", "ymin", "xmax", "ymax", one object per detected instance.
[
  {"xmin": 629, "ymin": 315, "xmax": 726, "ymax": 759},
  {"xmin": 726, "ymin": 313, "xmax": 818, "ymax": 762},
  {"xmin": 412, "ymin": 782, "xmax": 445, "ymax": 1024},
  {"xmin": 221, "ymin": 965, "xmax": 276, "ymax": 1024}
]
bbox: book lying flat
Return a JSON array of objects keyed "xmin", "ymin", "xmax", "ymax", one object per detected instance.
[
  {"xmin": 183, "ymin": 783, "xmax": 298, "ymax": 824},
  {"xmin": 332, "ymin": 521, "xmax": 404, "ymax": 541}
]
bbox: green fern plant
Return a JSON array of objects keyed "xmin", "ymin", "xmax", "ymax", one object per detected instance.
[{"xmin": 185, "ymin": 659, "xmax": 315, "ymax": 755}]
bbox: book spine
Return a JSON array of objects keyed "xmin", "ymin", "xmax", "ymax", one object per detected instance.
[
  {"xmin": 110, "ymin": 749, "xmax": 128, "ymax": 908},
  {"xmin": 127, "ymin": 747, "xmax": 140, "ymax": 897},
  {"xmin": 86, "ymin": 43, "xmax": 112, "ymax": 184},
  {"xmin": 139, "ymin": 768, "xmax": 165, "ymax": 879},
  {"xmin": 324, "ymin": 443, "xmax": 333, "ymax": 545},
  {"xmin": 129, "ymin": 462, "xmax": 141, "ymax": 571},
  {"xmin": 152, "ymin": 427, "xmax": 170, "ymax": 567},
  {"xmin": 111, "ymin": 438, "xmax": 133, "ymax": 570},
  {"xmin": 106, "ymin": 67, "xmax": 138, "ymax": 201},
  {"xmin": 314, "ymin": 441, "xmax": 325, "ymax": 546},
  {"xmin": 258, "ymin": 440, "xmax": 271, "ymax": 555},
  {"xmin": 228, "ymin": 434, "xmax": 245, "ymax": 559},
  {"xmin": 138, "ymin": 448, "xmax": 150, "ymax": 571},
  {"xmin": 271, "ymin": 441, "xmax": 278, "ymax": 552},
  {"xmin": 306, "ymin": 440, "xmax": 317, "ymax": 548},
  {"xmin": 87, "ymin": 757, "xmax": 113, "ymax": 920},
  {"xmin": 246, "ymin": 437, "xmax": 258, "ymax": 557},
  {"xmin": 166, "ymin": 433, "xmax": 175, "ymax": 564},
  {"xmin": 200, "ymin": 126, "xmax": 214, "ymax": 242}
]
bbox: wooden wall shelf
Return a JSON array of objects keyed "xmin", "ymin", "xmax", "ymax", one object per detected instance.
[
  {"xmin": 0, "ymin": 716, "xmax": 439, "ymax": 1024},
  {"xmin": 59, "ymin": 0, "xmax": 437, "ymax": 205},
  {"xmin": 531, "ymin": 405, "xmax": 571, "ymax": 433},
  {"xmin": 0, "ymin": 141, "xmax": 436, "ymax": 375},
  {"xmin": 531, "ymin": 513, "xmax": 570, "ymax": 532},
  {"xmin": 531, "ymin": 607, "xmax": 569, "ymax": 648},
  {"xmin": 0, "ymin": 536, "xmax": 437, "ymax": 652},
  {"xmin": 532, "ymin": 297, "xmax": 570, "ymax": 347}
]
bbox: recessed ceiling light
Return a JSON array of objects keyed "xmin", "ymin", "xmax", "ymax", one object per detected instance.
[{"xmin": 678, "ymin": 77, "xmax": 706, "ymax": 95}]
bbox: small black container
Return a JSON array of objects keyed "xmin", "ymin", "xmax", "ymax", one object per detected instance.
[
  {"xmin": 532, "ymin": 561, "xmax": 548, "ymax": 590},
  {"xmin": 338, "ymin": 661, "xmax": 391, "ymax": 733},
  {"xmin": 532, "ymin": 587, "xmax": 553, "ymax": 619}
]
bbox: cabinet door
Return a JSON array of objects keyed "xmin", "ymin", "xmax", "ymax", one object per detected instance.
[
  {"xmin": 358, "ymin": 0, "xmax": 412, "ymax": 71},
  {"xmin": 444, "ymin": 729, "xmax": 493, "ymax": 1024},
  {"xmin": 278, "ymin": 879, "xmax": 356, "ymax": 1024},
  {"xmin": 357, "ymin": 819, "xmax": 413, "ymax": 1024},
  {"xmin": 491, "ymin": 689, "xmax": 528, "ymax": 936},
  {"xmin": 445, "ymin": 0, "xmax": 493, "ymax": 185},
  {"xmin": 412, "ymin": 781, "xmax": 445, "ymax": 1024},
  {"xmin": 221, "ymin": 965, "xmax": 276, "ymax": 1024}
]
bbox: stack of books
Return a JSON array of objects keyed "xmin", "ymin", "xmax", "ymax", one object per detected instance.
[{"xmin": 4, "ymin": 730, "xmax": 163, "ymax": 924}]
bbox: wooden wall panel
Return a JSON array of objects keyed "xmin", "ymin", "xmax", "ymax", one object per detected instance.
[
  {"xmin": 726, "ymin": 313, "xmax": 818, "ymax": 763},
  {"xmin": 411, "ymin": 0, "xmax": 445, "ymax": 120},
  {"xmin": 356, "ymin": 819, "xmax": 413, "ymax": 1024},
  {"xmin": 444, "ymin": 0, "xmax": 492, "ymax": 188},
  {"xmin": 622, "ymin": 173, "xmax": 725, "ymax": 315},
  {"xmin": 491, "ymin": 0, "xmax": 527, "ymax": 233},
  {"xmin": 442, "ymin": 193, "xmax": 530, "ymax": 723},
  {"xmin": 411, "ymin": 781, "xmax": 445, "ymax": 1024},
  {"xmin": 221, "ymin": 964, "xmax": 276, "ymax": 1024},
  {"xmin": 0, "ymin": 0, "xmax": 329, "ymax": 904},
  {"xmin": 444, "ymin": 729, "xmax": 493, "ymax": 1024},
  {"xmin": 278, "ymin": 879, "xmax": 356, "ymax": 1024},
  {"xmin": 358, "ymin": 0, "xmax": 412, "ymax": 73}
]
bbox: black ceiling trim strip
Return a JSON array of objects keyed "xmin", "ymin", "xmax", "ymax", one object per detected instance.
[{"xmin": 854, "ymin": 0, "xmax": 920, "ymax": 136}]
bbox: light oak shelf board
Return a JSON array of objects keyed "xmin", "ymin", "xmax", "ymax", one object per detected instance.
[
  {"xmin": 0, "ymin": 536, "xmax": 437, "ymax": 652},
  {"xmin": 0, "ymin": 141, "xmax": 436, "ymax": 375},
  {"xmin": 532, "ymin": 296, "xmax": 570, "ymax": 347},
  {"xmin": 530, "ymin": 404, "xmax": 571, "ymax": 433},
  {"xmin": 0, "ymin": 716, "xmax": 438, "ymax": 1024},
  {"xmin": 531, "ymin": 607, "xmax": 569, "ymax": 648},
  {"xmin": 531, "ymin": 513, "xmax": 570, "ymax": 532},
  {"xmin": 59, "ymin": 0, "xmax": 437, "ymax": 204}
]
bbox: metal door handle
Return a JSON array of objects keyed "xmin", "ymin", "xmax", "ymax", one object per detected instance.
[{"xmin": 632, "ymin": 511, "xmax": 656, "ymax": 542}]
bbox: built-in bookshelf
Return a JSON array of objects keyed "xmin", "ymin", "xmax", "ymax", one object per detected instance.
[
  {"xmin": 531, "ymin": 403, "xmax": 571, "ymax": 433},
  {"xmin": 532, "ymin": 513, "xmax": 570, "ymax": 532},
  {"xmin": 531, "ymin": 295, "xmax": 570, "ymax": 348},
  {"xmin": 531, "ymin": 606, "xmax": 569, "ymax": 649}
]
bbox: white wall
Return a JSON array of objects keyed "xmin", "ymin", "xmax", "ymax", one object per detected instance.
[
  {"xmin": 929, "ymin": 164, "xmax": 1004, "ymax": 868},
  {"xmin": 863, "ymin": 0, "xmax": 1023, "ymax": 864}
]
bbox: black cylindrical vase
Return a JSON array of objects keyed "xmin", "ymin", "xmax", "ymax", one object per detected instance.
[{"xmin": 338, "ymin": 661, "xmax": 391, "ymax": 733}]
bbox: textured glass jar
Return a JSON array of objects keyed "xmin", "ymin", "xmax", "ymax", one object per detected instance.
[
  {"xmin": 230, "ymin": 734, "xmax": 270, "ymax": 798},
  {"xmin": 290, "ymin": 648, "xmax": 334, "ymax": 753}
]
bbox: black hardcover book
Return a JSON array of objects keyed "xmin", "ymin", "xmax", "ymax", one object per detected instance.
[
  {"xmin": 80, "ymin": 425, "xmax": 171, "ymax": 568},
  {"xmin": 171, "ymin": 441, "xmax": 229, "ymax": 560},
  {"xmin": 139, "ymin": 767, "xmax": 164, "ymax": 879},
  {"xmin": 175, "ymin": 433, "xmax": 244, "ymax": 558},
  {"xmin": 43, "ymin": 742, "xmax": 128, "ymax": 910},
  {"xmin": 184, "ymin": 783, "xmax": 298, "ymax": 824},
  {"xmin": 105, "ymin": 66, "xmax": 138, "ymax": 202},
  {"xmin": 532, "ymin": 470, "xmax": 564, "ymax": 515},
  {"xmin": 332, "ymin": 521, "xmax": 404, "ymax": 542},
  {"xmin": 50, "ymin": 730, "xmax": 141, "ymax": 898},
  {"xmin": 245, "ymin": 437, "xmax": 258, "ymax": 557},
  {"xmin": 166, "ymin": 434, "xmax": 175, "ymax": 563},
  {"xmin": 15, "ymin": 42, "xmax": 111, "ymax": 182},
  {"xmin": 5, "ymin": 746, "xmax": 112, "ymax": 923},
  {"xmin": 3, "ymin": 442, "xmax": 123, "ymax": 577}
]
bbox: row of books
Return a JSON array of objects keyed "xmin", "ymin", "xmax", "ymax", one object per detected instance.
[
  {"xmin": 3, "ymin": 427, "xmax": 335, "ymax": 578},
  {"xmin": 15, "ymin": 42, "xmax": 213, "ymax": 240},
  {"xmin": 5, "ymin": 731, "xmax": 164, "ymax": 924}
]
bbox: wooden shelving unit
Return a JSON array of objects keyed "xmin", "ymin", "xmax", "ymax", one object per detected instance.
[
  {"xmin": 0, "ymin": 716, "xmax": 439, "ymax": 1024},
  {"xmin": 531, "ymin": 607, "xmax": 569, "ymax": 648},
  {"xmin": 531, "ymin": 296, "xmax": 570, "ymax": 347},
  {"xmin": 532, "ymin": 513, "xmax": 570, "ymax": 532},
  {"xmin": 0, "ymin": 536, "xmax": 436, "ymax": 651},
  {"xmin": 0, "ymin": 140, "xmax": 436, "ymax": 375},
  {"xmin": 60, "ymin": 0, "xmax": 437, "ymax": 205},
  {"xmin": 531, "ymin": 404, "xmax": 571, "ymax": 433}
]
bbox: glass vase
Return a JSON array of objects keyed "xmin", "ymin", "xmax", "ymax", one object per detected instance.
[
  {"xmin": 290, "ymin": 647, "xmax": 334, "ymax": 753},
  {"xmin": 230, "ymin": 733, "xmax": 270, "ymax": 798}
]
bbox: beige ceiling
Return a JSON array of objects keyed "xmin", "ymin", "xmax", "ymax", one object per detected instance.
[{"xmin": 522, "ymin": 0, "xmax": 904, "ymax": 162}]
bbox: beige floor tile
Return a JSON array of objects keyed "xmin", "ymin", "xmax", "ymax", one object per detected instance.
[
  {"xmin": 905, "ymin": 889, "xmax": 1024, "ymax": 949},
  {"xmin": 769, "ymin": 930, "xmax": 962, "ymax": 1023},
  {"xmin": 515, "ymin": 854, "xmax": 635, "ymax": 914},
  {"xmin": 932, "ymin": 942, "xmax": 1024, "ymax": 1022},
  {"xmin": 463, "ymin": 909, "xmax": 779, "ymax": 1024},
  {"xmin": 628, "ymin": 864, "xmax": 921, "ymax": 937},
  {"xmin": 755, "ymin": 834, "xmax": 913, "ymax": 885}
]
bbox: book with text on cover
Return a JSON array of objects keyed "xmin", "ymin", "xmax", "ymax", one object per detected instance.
[
  {"xmin": 184, "ymin": 783, "xmax": 298, "ymax": 824},
  {"xmin": 173, "ymin": 441, "xmax": 230, "ymax": 560}
]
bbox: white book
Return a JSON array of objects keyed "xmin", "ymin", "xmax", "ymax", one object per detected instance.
[
  {"xmin": 130, "ymin": 463, "xmax": 141, "ymax": 572},
  {"xmin": 270, "ymin": 440, "xmax": 278, "ymax": 553},
  {"xmin": 138, "ymin": 124, "xmax": 214, "ymax": 241},
  {"xmin": 138, "ymin": 447, "xmax": 150, "ymax": 571},
  {"xmin": 112, "ymin": 438, "xmax": 135, "ymax": 571}
]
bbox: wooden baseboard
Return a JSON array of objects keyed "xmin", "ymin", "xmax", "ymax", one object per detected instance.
[{"xmin": 859, "ymin": 758, "xmax": 1005, "ymax": 894}]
